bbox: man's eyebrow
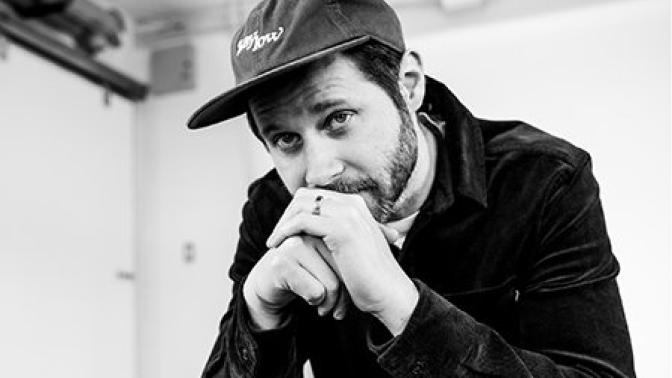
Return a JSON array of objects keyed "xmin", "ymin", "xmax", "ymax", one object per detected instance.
[
  {"xmin": 310, "ymin": 99, "xmax": 348, "ymax": 114},
  {"xmin": 259, "ymin": 123, "xmax": 279, "ymax": 138}
]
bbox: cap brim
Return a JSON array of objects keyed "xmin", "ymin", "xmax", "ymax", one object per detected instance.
[{"xmin": 187, "ymin": 36, "xmax": 372, "ymax": 129}]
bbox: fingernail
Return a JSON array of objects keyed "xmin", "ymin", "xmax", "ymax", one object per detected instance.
[
  {"xmin": 333, "ymin": 311, "xmax": 343, "ymax": 320},
  {"xmin": 317, "ymin": 307, "xmax": 326, "ymax": 317}
]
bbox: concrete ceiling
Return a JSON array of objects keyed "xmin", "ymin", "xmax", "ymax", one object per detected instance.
[
  {"xmin": 105, "ymin": 0, "xmax": 627, "ymax": 46},
  {"xmin": 108, "ymin": 0, "xmax": 453, "ymax": 45},
  {"xmin": 110, "ymin": 0, "xmax": 231, "ymax": 18},
  {"xmin": 110, "ymin": 0, "xmax": 438, "ymax": 19}
]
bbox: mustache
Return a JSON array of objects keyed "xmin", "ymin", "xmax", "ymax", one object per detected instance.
[{"xmin": 317, "ymin": 177, "xmax": 379, "ymax": 194}]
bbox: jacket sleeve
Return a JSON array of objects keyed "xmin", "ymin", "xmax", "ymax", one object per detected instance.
[
  {"xmin": 368, "ymin": 156, "xmax": 635, "ymax": 377},
  {"xmin": 201, "ymin": 194, "xmax": 306, "ymax": 378}
]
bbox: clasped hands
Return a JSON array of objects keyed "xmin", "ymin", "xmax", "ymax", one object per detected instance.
[{"xmin": 243, "ymin": 187, "xmax": 419, "ymax": 336}]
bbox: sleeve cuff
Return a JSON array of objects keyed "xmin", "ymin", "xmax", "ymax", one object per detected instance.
[
  {"xmin": 230, "ymin": 279, "xmax": 299, "ymax": 376},
  {"xmin": 367, "ymin": 279, "xmax": 481, "ymax": 376}
]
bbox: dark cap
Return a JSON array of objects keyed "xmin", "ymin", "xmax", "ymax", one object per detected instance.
[{"xmin": 187, "ymin": 0, "xmax": 405, "ymax": 129}]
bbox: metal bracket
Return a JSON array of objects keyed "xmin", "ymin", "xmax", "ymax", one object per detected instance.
[
  {"xmin": 103, "ymin": 85, "xmax": 112, "ymax": 107},
  {"xmin": 116, "ymin": 270, "xmax": 135, "ymax": 281},
  {"xmin": 0, "ymin": 34, "xmax": 8, "ymax": 60},
  {"xmin": 182, "ymin": 241, "xmax": 196, "ymax": 264}
]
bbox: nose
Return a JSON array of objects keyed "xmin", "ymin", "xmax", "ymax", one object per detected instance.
[{"xmin": 303, "ymin": 136, "xmax": 344, "ymax": 188}]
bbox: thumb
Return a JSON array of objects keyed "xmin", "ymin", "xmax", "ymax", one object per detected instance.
[{"xmin": 378, "ymin": 224, "xmax": 400, "ymax": 244}]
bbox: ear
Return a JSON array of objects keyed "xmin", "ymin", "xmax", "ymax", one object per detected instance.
[{"xmin": 399, "ymin": 50, "xmax": 425, "ymax": 112}]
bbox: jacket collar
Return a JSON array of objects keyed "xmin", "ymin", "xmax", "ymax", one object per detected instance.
[{"xmin": 418, "ymin": 76, "xmax": 488, "ymax": 214}]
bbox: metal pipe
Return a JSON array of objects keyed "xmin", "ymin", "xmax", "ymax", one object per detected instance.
[{"xmin": 0, "ymin": 11, "xmax": 148, "ymax": 102}]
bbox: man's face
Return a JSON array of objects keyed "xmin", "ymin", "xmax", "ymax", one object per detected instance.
[{"xmin": 249, "ymin": 54, "xmax": 417, "ymax": 222}]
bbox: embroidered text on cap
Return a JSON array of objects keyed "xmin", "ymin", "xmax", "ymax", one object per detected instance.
[{"xmin": 236, "ymin": 27, "xmax": 285, "ymax": 56}]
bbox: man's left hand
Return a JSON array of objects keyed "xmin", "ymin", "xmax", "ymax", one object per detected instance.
[{"xmin": 266, "ymin": 187, "xmax": 419, "ymax": 336}]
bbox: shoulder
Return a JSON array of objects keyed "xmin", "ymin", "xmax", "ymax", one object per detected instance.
[
  {"xmin": 480, "ymin": 119, "xmax": 589, "ymax": 170},
  {"xmin": 239, "ymin": 169, "xmax": 291, "ymax": 255},
  {"xmin": 479, "ymin": 120, "xmax": 593, "ymax": 194},
  {"xmin": 247, "ymin": 169, "xmax": 292, "ymax": 219},
  {"xmin": 229, "ymin": 170, "xmax": 291, "ymax": 280},
  {"xmin": 247, "ymin": 169, "xmax": 291, "ymax": 204},
  {"xmin": 476, "ymin": 120, "xmax": 598, "ymax": 214}
]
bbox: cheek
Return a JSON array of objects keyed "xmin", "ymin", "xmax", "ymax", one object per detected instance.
[
  {"xmin": 343, "ymin": 145, "xmax": 387, "ymax": 174},
  {"xmin": 351, "ymin": 119, "xmax": 401, "ymax": 168}
]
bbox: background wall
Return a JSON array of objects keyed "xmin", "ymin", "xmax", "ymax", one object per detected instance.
[
  {"xmin": 0, "ymin": 41, "xmax": 138, "ymax": 377},
  {"xmin": 134, "ymin": 32, "xmax": 269, "ymax": 378},
  {"xmin": 135, "ymin": 1, "xmax": 669, "ymax": 377}
]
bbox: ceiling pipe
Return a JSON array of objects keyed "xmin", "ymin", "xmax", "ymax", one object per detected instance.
[{"xmin": 0, "ymin": 9, "xmax": 148, "ymax": 101}]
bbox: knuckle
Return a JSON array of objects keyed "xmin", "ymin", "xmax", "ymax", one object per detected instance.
[
  {"xmin": 267, "ymin": 248, "xmax": 296, "ymax": 273},
  {"xmin": 295, "ymin": 187, "xmax": 309, "ymax": 198},
  {"xmin": 268, "ymin": 253, "xmax": 288, "ymax": 271},
  {"xmin": 324, "ymin": 280, "xmax": 339, "ymax": 295},
  {"xmin": 282, "ymin": 235, "xmax": 302, "ymax": 249},
  {"xmin": 345, "ymin": 205, "xmax": 359, "ymax": 219},
  {"xmin": 305, "ymin": 288, "xmax": 325, "ymax": 304},
  {"xmin": 341, "ymin": 221, "xmax": 356, "ymax": 235}
]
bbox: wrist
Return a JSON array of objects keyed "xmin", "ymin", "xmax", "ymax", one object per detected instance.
[
  {"xmin": 375, "ymin": 281, "xmax": 419, "ymax": 336},
  {"xmin": 243, "ymin": 280, "xmax": 286, "ymax": 331}
]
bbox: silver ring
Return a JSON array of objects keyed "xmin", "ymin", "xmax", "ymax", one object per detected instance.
[{"xmin": 312, "ymin": 195, "xmax": 323, "ymax": 216}]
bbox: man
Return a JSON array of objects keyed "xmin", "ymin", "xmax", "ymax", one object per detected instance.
[{"xmin": 187, "ymin": 0, "xmax": 635, "ymax": 377}]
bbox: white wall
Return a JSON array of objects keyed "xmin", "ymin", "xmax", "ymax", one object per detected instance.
[
  {"xmin": 0, "ymin": 41, "xmax": 138, "ymax": 377},
  {"xmin": 135, "ymin": 0, "xmax": 669, "ymax": 377},
  {"xmin": 134, "ymin": 33, "xmax": 270, "ymax": 378}
]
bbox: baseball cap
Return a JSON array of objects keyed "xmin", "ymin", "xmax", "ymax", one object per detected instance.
[{"xmin": 187, "ymin": 0, "xmax": 406, "ymax": 129}]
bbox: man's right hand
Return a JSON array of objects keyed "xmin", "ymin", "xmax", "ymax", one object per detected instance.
[{"xmin": 242, "ymin": 235, "xmax": 347, "ymax": 330}]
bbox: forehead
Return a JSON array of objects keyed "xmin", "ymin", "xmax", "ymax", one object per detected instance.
[{"xmin": 248, "ymin": 54, "xmax": 371, "ymax": 122}]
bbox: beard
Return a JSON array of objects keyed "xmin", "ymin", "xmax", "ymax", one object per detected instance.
[{"xmin": 319, "ymin": 105, "xmax": 418, "ymax": 223}]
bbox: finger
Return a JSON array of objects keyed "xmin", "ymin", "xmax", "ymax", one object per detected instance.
[
  {"xmin": 378, "ymin": 224, "xmax": 400, "ymax": 244},
  {"xmin": 268, "ymin": 191, "xmax": 338, "ymax": 248},
  {"xmin": 281, "ymin": 262, "xmax": 327, "ymax": 307},
  {"xmin": 332, "ymin": 288, "xmax": 350, "ymax": 320},
  {"xmin": 293, "ymin": 237, "xmax": 342, "ymax": 316},
  {"xmin": 315, "ymin": 281, "xmax": 341, "ymax": 317},
  {"xmin": 310, "ymin": 236, "xmax": 341, "ymax": 278},
  {"xmin": 296, "ymin": 187, "xmax": 347, "ymax": 201},
  {"xmin": 275, "ymin": 188, "xmax": 321, "ymax": 233},
  {"xmin": 267, "ymin": 212, "xmax": 334, "ymax": 248},
  {"xmin": 304, "ymin": 188, "xmax": 373, "ymax": 223},
  {"xmin": 345, "ymin": 192, "xmax": 376, "ymax": 222},
  {"xmin": 300, "ymin": 188, "xmax": 366, "ymax": 218},
  {"xmin": 304, "ymin": 236, "xmax": 350, "ymax": 320}
]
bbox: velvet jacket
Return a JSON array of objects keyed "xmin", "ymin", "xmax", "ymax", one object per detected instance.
[{"xmin": 201, "ymin": 77, "xmax": 635, "ymax": 377}]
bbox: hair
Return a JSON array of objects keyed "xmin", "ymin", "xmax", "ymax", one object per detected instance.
[
  {"xmin": 341, "ymin": 40, "xmax": 406, "ymax": 116},
  {"xmin": 246, "ymin": 40, "xmax": 406, "ymax": 142}
]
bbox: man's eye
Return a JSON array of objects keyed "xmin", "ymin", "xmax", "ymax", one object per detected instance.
[
  {"xmin": 273, "ymin": 133, "xmax": 301, "ymax": 150},
  {"xmin": 326, "ymin": 111, "xmax": 354, "ymax": 129}
]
